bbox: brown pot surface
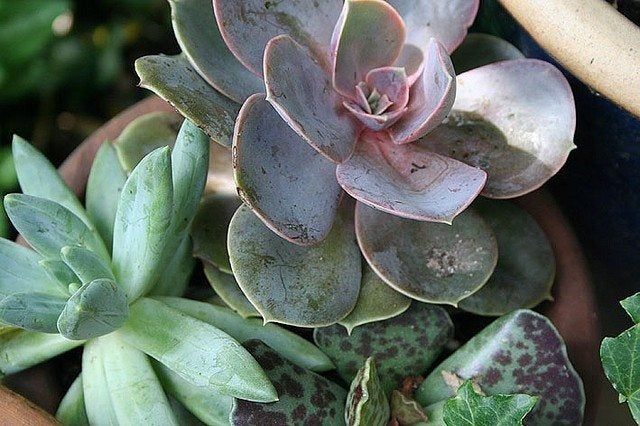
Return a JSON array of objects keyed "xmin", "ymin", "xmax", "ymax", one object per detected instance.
[{"xmin": 2, "ymin": 97, "xmax": 602, "ymax": 424}]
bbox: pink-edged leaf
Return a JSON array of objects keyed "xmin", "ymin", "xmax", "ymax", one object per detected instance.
[
  {"xmin": 169, "ymin": 0, "xmax": 263, "ymax": 103},
  {"xmin": 387, "ymin": 0, "xmax": 479, "ymax": 53},
  {"xmin": 389, "ymin": 39, "xmax": 456, "ymax": 145},
  {"xmin": 332, "ymin": 0, "xmax": 406, "ymax": 98},
  {"xmin": 393, "ymin": 44, "xmax": 424, "ymax": 86},
  {"xmin": 264, "ymin": 35, "xmax": 359, "ymax": 164},
  {"xmin": 419, "ymin": 59, "xmax": 576, "ymax": 198},
  {"xmin": 233, "ymin": 94, "xmax": 343, "ymax": 246},
  {"xmin": 336, "ymin": 131, "xmax": 486, "ymax": 224},
  {"xmin": 366, "ymin": 67, "xmax": 410, "ymax": 110},
  {"xmin": 213, "ymin": 0, "xmax": 342, "ymax": 77},
  {"xmin": 343, "ymin": 101, "xmax": 405, "ymax": 132}
]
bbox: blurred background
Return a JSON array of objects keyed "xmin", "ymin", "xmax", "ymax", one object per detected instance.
[{"xmin": 0, "ymin": 0, "xmax": 638, "ymax": 423}]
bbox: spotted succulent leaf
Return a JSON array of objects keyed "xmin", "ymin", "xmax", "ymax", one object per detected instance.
[
  {"xmin": 443, "ymin": 381, "xmax": 538, "ymax": 426},
  {"xmin": 417, "ymin": 310, "xmax": 585, "ymax": 425},
  {"xmin": 345, "ymin": 357, "xmax": 389, "ymax": 426},
  {"xmin": 314, "ymin": 303, "xmax": 454, "ymax": 393},
  {"xmin": 230, "ymin": 340, "xmax": 347, "ymax": 426},
  {"xmin": 390, "ymin": 390, "xmax": 428, "ymax": 425}
]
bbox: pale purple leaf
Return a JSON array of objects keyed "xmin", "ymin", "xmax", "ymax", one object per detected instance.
[{"xmin": 393, "ymin": 44, "xmax": 424, "ymax": 86}]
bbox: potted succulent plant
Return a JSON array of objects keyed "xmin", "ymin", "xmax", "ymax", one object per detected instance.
[{"xmin": 1, "ymin": 0, "xmax": 602, "ymax": 424}]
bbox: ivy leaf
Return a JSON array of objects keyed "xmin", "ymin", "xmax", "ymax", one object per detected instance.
[
  {"xmin": 442, "ymin": 381, "xmax": 538, "ymax": 426},
  {"xmin": 345, "ymin": 357, "xmax": 389, "ymax": 426},
  {"xmin": 621, "ymin": 293, "xmax": 640, "ymax": 324}
]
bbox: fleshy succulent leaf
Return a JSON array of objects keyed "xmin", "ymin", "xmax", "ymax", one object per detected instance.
[
  {"xmin": 112, "ymin": 147, "xmax": 173, "ymax": 301},
  {"xmin": 60, "ymin": 246, "xmax": 115, "ymax": 284},
  {"xmin": 39, "ymin": 260, "xmax": 78, "ymax": 292},
  {"xmin": 82, "ymin": 337, "xmax": 119, "ymax": 424},
  {"xmin": 213, "ymin": 0, "xmax": 342, "ymax": 76},
  {"xmin": 442, "ymin": 381, "xmax": 538, "ymax": 426},
  {"xmin": 57, "ymin": 278, "xmax": 129, "ymax": 340},
  {"xmin": 56, "ymin": 374, "xmax": 89, "ymax": 426},
  {"xmin": 154, "ymin": 361, "xmax": 233, "ymax": 426},
  {"xmin": 620, "ymin": 293, "xmax": 640, "ymax": 324},
  {"xmin": 389, "ymin": 39, "xmax": 456, "ymax": 145},
  {"xmin": 356, "ymin": 203, "xmax": 497, "ymax": 305},
  {"xmin": 158, "ymin": 297, "xmax": 334, "ymax": 372},
  {"xmin": 336, "ymin": 132, "xmax": 486, "ymax": 224},
  {"xmin": 417, "ymin": 310, "xmax": 585, "ymax": 425},
  {"xmin": 233, "ymin": 94, "xmax": 343, "ymax": 246},
  {"xmin": 0, "ymin": 292, "xmax": 66, "ymax": 333},
  {"xmin": 118, "ymin": 297, "xmax": 277, "ymax": 402},
  {"xmin": 314, "ymin": 303, "xmax": 454, "ymax": 393},
  {"xmin": 4, "ymin": 194, "xmax": 110, "ymax": 262},
  {"xmin": 135, "ymin": 54, "xmax": 239, "ymax": 147},
  {"xmin": 150, "ymin": 236, "xmax": 194, "ymax": 298},
  {"xmin": 420, "ymin": 59, "xmax": 576, "ymax": 199},
  {"xmin": 390, "ymin": 390, "xmax": 428, "ymax": 425},
  {"xmin": 86, "ymin": 141, "xmax": 127, "ymax": 251},
  {"xmin": 203, "ymin": 264, "xmax": 260, "ymax": 319},
  {"xmin": 386, "ymin": 0, "xmax": 479, "ymax": 53},
  {"xmin": 393, "ymin": 44, "xmax": 424, "ymax": 86},
  {"xmin": 264, "ymin": 35, "xmax": 359, "ymax": 163},
  {"xmin": 230, "ymin": 340, "xmax": 347, "ymax": 425},
  {"xmin": 0, "ymin": 329, "xmax": 82, "ymax": 376},
  {"xmin": 191, "ymin": 194, "xmax": 241, "ymax": 274},
  {"xmin": 345, "ymin": 357, "xmax": 390, "ymax": 426},
  {"xmin": 338, "ymin": 264, "xmax": 411, "ymax": 334},
  {"xmin": 451, "ymin": 33, "xmax": 524, "ymax": 74},
  {"xmin": 99, "ymin": 333, "xmax": 179, "ymax": 425},
  {"xmin": 170, "ymin": 0, "xmax": 263, "ymax": 103},
  {"xmin": 458, "ymin": 199, "xmax": 555, "ymax": 316},
  {"xmin": 12, "ymin": 135, "xmax": 91, "ymax": 226},
  {"xmin": 228, "ymin": 204, "xmax": 361, "ymax": 327},
  {"xmin": 331, "ymin": 0, "xmax": 405, "ymax": 98},
  {"xmin": 0, "ymin": 238, "xmax": 66, "ymax": 298}
]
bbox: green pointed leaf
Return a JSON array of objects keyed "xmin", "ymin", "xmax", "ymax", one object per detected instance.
[
  {"xmin": 417, "ymin": 310, "xmax": 585, "ymax": 425},
  {"xmin": 356, "ymin": 203, "xmax": 498, "ymax": 305},
  {"xmin": 314, "ymin": 303, "xmax": 454, "ymax": 393},
  {"xmin": 154, "ymin": 361, "xmax": 233, "ymax": 426},
  {"xmin": 112, "ymin": 147, "xmax": 173, "ymax": 300},
  {"xmin": 451, "ymin": 33, "xmax": 524, "ymax": 74},
  {"xmin": 86, "ymin": 141, "xmax": 128, "ymax": 250},
  {"xmin": 82, "ymin": 337, "xmax": 119, "ymax": 425},
  {"xmin": 339, "ymin": 265, "xmax": 411, "ymax": 334},
  {"xmin": 204, "ymin": 264, "xmax": 259, "ymax": 319},
  {"xmin": 0, "ymin": 238, "xmax": 66, "ymax": 297},
  {"xmin": 56, "ymin": 375, "xmax": 89, "ymax": 426},
  {"xmin": 12, "ymin": 135, "xmax": 91, "ymax": 226},
  {"xmin": 100, "ymin": 332, "xmax": 178, "ymax": 425},
  {"xmin": 168, "ymin": 398, "xmax": 208, "ymax": 426},
  {"xmin": 60, "ymin": 246, "xmax": 115, "ymax": 284},
  {"xmin": 135, "ymin": 54, "xmax": 239, "ymax": 147},
  {"xmin": 621, "ymin": 293, "xmax": 640, "ymax": 324},
  {"xmin": 231, "ymin": 340, "xmax": 347, "ymax": 426},
  {"xmin": 118, "ymin": 297, "xmax": 277, "ymax": 402},
  {"xmin": 228, "ymin": 204, "xmax": 361, "ymax": 327},
  {"xmin": 4, "ymin": 194, "xmax": 110, "ymax": 262},
  {"xmin": 157, "ymin": 296, "xmax": 334, "ymax": 372},
  {"xmin": 150, "ymin": 236, "xmax": 195, "ymax": 297},
  {"xmin": 191, "ymin": 194, "xmax": 241, "ymax": 274},
  {"xmin": 0, "ymin": 292, "xmax": 66, "ymax": 333},
  {"xmin": 390, "ymin": 390, "xmax": 428, "ymax": 425},
  {"xmin": 458, "ymin": 199, "xmax": 555, "ymax": 316},
  {"xmin": 39, "ymin": 260, "xmax": 78, "ymax": 292},
  {"xmin": 0, "ymin": 329, "xmax": 82, "ymax": 375},
  {"xmin": 57, "ymin": 278, "xmax": 129, "ymax": 340},
  {"xmin": 443, "ymin": 381, "xmax": 538, "ymax": 426},
  {"xmin": 346, "ymin": 357, "xmax": 389, "ymax": 426},
  {"xmin": 113, "ymin": 112, "xmax": 181, "ymax": 173}
]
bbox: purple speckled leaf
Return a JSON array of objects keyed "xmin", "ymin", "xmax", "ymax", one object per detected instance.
[
  {"xmin": 331, "ymin": 0, "xmax": 405, "ymax": 98},
  {"xmin": 386, "ymin": 0, "xmax": 479, "ymax": 54},
  {"xmin": 264, "ymin": 35, "xmax": 359, "ymax": 163},
  {"xmin": 393, "ymin": 44, "xmax": 424, "ymax": 86},
  {"xmin": 336, "ymin": 131, "xmax": 486, "ymax": 223},
  {"xmin": 233, "ymin": 94, "xmax": 343, "ymax": 245},
  {"xmin": 356, "ymin": 203, "xmax": 498, "ymax": 305},
  {"xmin": 314, "ymin": 303, "xmax": 454, "ymax": 393},
  {"xmin": 169, "ymin": 0, "xmax": 263, "ymax": 103},
  {"xmin": 416, "ymin": 310, "xmax": 585, "ymax": 425},
  {"xmin": 419, "ymin": 59, "xmax": 576, "ymax": 199},
  {"xmin": 451, "ymin": 33, "xmax": 524, "ymax": 74},
  {"xmin": 213, "ymin": 0, "xmax": 342, "ymax": 76},
  {"xmin": 345, "ymin": 357, "xmax": 390, "ymax": 426},
  {"xmin": 389, "ymin": 39, "xmax": 456, "ymax": 145},
  {"xmin": 230, "ymin": 340, "xmax": 347, "ymax": 425}
]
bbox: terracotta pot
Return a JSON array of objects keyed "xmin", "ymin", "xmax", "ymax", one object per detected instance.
[{"xmin": 1, "ymin": 97, "xmax": 602, "ymax": 424}]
